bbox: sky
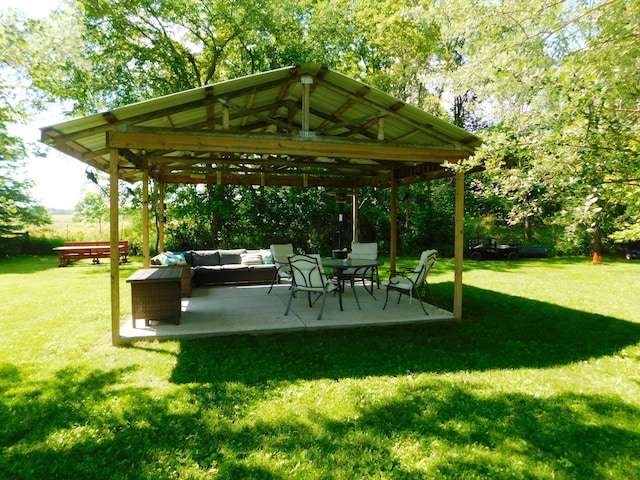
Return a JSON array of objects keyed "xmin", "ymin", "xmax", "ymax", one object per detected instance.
[{"xmin": 3, "ymin": 0, "xmax": 89, "ymax": 211}]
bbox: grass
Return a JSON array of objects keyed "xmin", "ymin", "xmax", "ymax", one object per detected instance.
[{"xmin": 1, "ymin": 254, "xmax": 639, "ymax": 479}]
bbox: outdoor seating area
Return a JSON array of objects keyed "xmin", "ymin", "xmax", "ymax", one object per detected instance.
[
  {"xmin": 121, "ymin": 244, "xmax": 449, "ymax": 342},
  {"xmin": 119, "ymin": 280, "xmax": 455, "ymax": 343}
]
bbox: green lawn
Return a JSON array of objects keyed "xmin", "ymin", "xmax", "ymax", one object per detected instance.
[{"xmin": 1, "ymin": 255, "xmax": 639, "ymax": 479}]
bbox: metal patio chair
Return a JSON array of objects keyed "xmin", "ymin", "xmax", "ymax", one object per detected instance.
[
  {"xmin": 267, "ymin": 243, "xmax": 294, "ymax": 293},
  {"xmin": 342, "ymin": 242, "xmax": 379, "ymax": 295},
  {"xmin": 382, "ymin": 249, "xmax": 438, "ymax": 315},
  {"xmin": 284, "ymin": 254, "xmax": 340, "ymax": 320}
]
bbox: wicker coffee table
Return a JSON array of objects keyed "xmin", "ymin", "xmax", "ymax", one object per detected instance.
[{"xmin": 127, "ymin": 268, "xmax": 182, "ymax": 328}]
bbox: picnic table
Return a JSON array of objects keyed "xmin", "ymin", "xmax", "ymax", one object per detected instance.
[{"xmin": 53, "ymin": 241, "xmax": 129, "ymax": 267}]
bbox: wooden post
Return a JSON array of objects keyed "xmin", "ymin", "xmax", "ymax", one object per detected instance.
[
  {"xmin": 454, "ymin": 171, "xmax": 464, "ymax": 321},
  {"xmin": 110, "ymin": 148, "xmax": 120, "ymax": 346},
  {"xmin": 390, "ymin": 171, "xmax": 398, "ymax": 276},
  {"xmin": 352, "ymin": 191, "xmax": 359, "ymax": 244},
  {"xmin": 142, "ymin": 169, "xmax": 150, "ymax": 268},
  {"xmin": 158, "ymin": 182, "xmax": 165, "ymax": 253}
]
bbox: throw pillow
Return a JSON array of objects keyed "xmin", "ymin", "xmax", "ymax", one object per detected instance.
[
  {"xmin": 151, "ymin": 253, "xmax": 168, "ymax": 265},
  {"xmin": 260, "ymin": 249, "xmax": 274, "ymax": 264},
  {"xmin": 241, "ymin": 253, "xmax": 263, "ymax": 265},
  {"xmin": 163, "ymin": 252, "xmax": 187, "ymax": 265}
]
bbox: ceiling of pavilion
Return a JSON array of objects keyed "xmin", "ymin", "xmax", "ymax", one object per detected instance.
[{"xmin": 40, "ymin": 63, "xmax": 482, "ymax": 189}]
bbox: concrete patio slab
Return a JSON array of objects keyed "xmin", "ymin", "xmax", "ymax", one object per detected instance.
[{"xmin": 119, "ymin": 283, "xmax": 456, "ymax": 343}]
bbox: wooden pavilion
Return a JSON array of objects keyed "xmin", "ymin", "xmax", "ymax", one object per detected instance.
[{"xmin": 40, "ymin": 63, "xmax": 482, "ymax": 346}]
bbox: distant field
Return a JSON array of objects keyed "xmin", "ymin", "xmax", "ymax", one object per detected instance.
[{"xmin": 33, "ymin": 214, "xmax": 132, "ymax": 241}]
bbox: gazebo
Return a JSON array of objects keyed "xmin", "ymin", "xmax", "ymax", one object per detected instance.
[{"xmin": 41, "ymin": 63, "xmax": 481, "ymax": 346}]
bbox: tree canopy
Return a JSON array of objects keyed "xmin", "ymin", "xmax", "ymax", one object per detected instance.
[
  {"xmin": 9, "ymin": 0, "xmax": 640, "ymax": 255},
  {"xmin": 0, "ymin": 10, "xmax": 51, "ymax": 238}
]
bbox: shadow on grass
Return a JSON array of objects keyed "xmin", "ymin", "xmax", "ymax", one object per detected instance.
[
  {"xmin": 2, "ymin": 362, "xmax": 639, "ymax": 478},
  {"xmin": 167, "ymin": 283, "xmax": 640, "ymax": 385},
  {"xmin": 3, "ymin": 285, "xmax": 640, "ymax": 478}
]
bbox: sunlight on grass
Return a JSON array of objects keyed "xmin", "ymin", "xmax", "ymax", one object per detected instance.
[{"xmin": 1, "ymin": 255, "xmax": 639, "ymax": 478}]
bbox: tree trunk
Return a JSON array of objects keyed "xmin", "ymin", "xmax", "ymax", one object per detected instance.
[
  {"xmin": 524, "ymin": 215, "xmax": 533, "ymax": 242},
  {"xmin": 591, "ymin": 227, "xmax": 602, "ymax": 254}
]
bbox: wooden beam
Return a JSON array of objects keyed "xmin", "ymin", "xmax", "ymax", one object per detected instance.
[
  {"xmin": 41, "ymin": 95, "xmax": 218, "ymax": 147},
  {"xmin": 352, "ymin": 190, "xmax": 359, "ymax": 243},
  {"xmin": 218, "ymin": 97, "xmax": 295, "ymax": 134},
  {"xmin": 118, "ymin": 148, "xmax": 144, "ymax": 169},
  {"xmin": 110, "ymin": 148, "xmax": 120, "ymax": 347},
  {"xmin": 454, "ymin": 170, "xmax": 464, "ymax": 321},
  {"xmin": 158, "ymin": 182, "xmax": 165, "ymax": 252},
  {"xmin": 313, "ymin": 76, "xmax": 477, "ymax": 151},
  {"xmin": 161, "ymin": 172, "xmax": 355, "ymax": 188},
  {"xmin": 107, "ymin": 130, "xmax": 470, "ymax": 163},
  {"xmin": 315, "ymin": 111, "xmax": 388, "ymax": 135},
  {"xmin": 390, "ymin": 171, "xmax": 398, "ymax": 276},
  {"xmin": 142, "ymin": 169, "xmax": 150, "ymax": 268}
]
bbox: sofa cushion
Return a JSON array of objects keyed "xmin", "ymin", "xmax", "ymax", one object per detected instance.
[
  {"xmin": 241, "ymin": 253, "xmax": 263, "ymax": 265},
  {"xmin": 193, "ymin": 265, "xmax": 223, "ymax": 272},
  {"xmin": 248, "ymin": 264, "xmax": 275, "ymax": 271},
  {"xmin": 219, "ymin": 249, "xmax": 246, "ymax": 265},
  {"xmin": 192, "ymin": 250, "xmax": 220, "ymax": 266},
  {"xmin": 220, "ymin": 263, "xmax": 249, "ymax": 271}
]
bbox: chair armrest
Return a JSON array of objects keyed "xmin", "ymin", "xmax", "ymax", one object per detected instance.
[{"xmin": 397, "ymin": 268, "xmax": 415, "ymax": 279}]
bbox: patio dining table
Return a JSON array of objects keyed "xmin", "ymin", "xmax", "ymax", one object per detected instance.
[{"xmin": 323, "ymin": 258, "xmax": 384, "ymax": 310}]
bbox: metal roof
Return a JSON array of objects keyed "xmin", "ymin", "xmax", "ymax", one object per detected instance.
[{"xmin": 40, "ymin": 63, "xmax": 481, "ymax": 189}]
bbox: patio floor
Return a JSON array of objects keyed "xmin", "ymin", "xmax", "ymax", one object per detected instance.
[{"xmin": 119, "ymin": 282, "xmax": 457, "ymax": 343}]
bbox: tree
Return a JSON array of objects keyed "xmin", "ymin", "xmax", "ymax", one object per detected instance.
[
  {"xmin": 0, "ymin": 10, "xmax": 51, "ymax": 236},
  {"xmin": 73, "ymin": 191, "xmax": 108, "ymax": 234},
  {"xmin": 19, "ymin": 0, "xmax": 639, "ymax": 255},
  {"xmin": 427, "ymin": 0, "xmax": 640, "ymax": 252}
]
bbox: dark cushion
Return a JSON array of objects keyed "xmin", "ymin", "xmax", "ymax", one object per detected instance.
[
  {"xmin": 219, "ymin": 249, "xmax": 246, "ymax": 265},
  {"xmin": 182, "ymin": 250, "xmax": 194, "ymax": 265},
  {"xmin": 193, "ymin": 265, "xmax": 223, "ymax": 272},
  {"xmin": 192, "ymin": 250, "xmax": 220, "ymax": 266},
  {"xmin": 220, "ymin": 264, "xmax": 249, "ymax": 271},
  {"xmin": 247, "ymin": 264, "xmax": 276, "ymax": 271}
]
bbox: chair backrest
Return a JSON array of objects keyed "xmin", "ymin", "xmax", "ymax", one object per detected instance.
[
  {"xmin": 411, "ymin": 250, "xmax": 438, "ymax": 286},
  {"xmin": 351, "ymin": 242, "xmax": 378, "ymax": 260},
  {"xmin": 270, "ymin": 243, "xmax": 294, "ymax": 265},
  {"xmin": 288, "ymin": 254, "xmax": 327, "ymax": 290}
]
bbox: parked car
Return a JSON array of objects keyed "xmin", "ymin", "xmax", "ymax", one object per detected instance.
[
  {"xmin": 468, "ymin": 238, "xmax": 521, "ymax": 261},
  {"xmin": 623, "ymin": 242, "xmax": 640, "ymax": 260},
  {"xmin": 467, "ymin": 237, "xmax": 548, "ymax": 261}
]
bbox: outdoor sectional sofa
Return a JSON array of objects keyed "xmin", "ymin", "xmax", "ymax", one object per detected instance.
[{"xmin": 151, "ymin": 248, "xmax": 276, "ymax": 293}]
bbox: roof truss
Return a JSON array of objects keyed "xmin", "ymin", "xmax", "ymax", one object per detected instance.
[{"xmin": 41, "ymin": 64, "xmax": 481, "ymax": 189}]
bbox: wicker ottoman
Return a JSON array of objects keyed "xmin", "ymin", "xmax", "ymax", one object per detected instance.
[{"xmin": 127, "ymin": 268, "xmax": 182, "ymax": 327}]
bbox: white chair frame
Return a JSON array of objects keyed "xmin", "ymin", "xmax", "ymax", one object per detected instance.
[
  {"xmin": 284, "ymin": 254, "xmax": 340, "ymax": 320},
  {"xmin": 268, "ymin": 243, "xmax": 294, "ymax": 293},
  {"xmin": 382, "ymin": 250, "xmax": 438, "ymax": 315}
]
